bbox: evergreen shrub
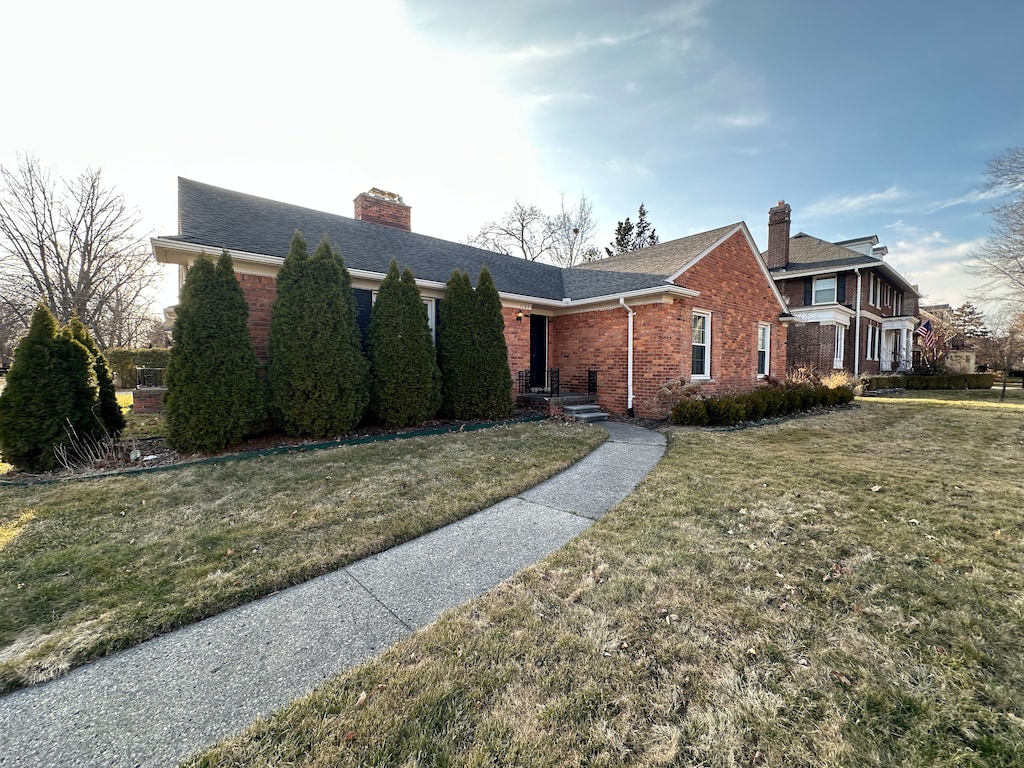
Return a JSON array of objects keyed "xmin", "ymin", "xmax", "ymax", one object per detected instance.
[
  {"xmin": 268, "ymin": 232, "xmax": 368, "ymax": 437},
  {"xmin": 367, "ymin": 261, "xmax": 441, "ymax": 428},
  {"xmin": 164, "ymin": 251, "xmax": 265, "ymax": 453},
  {"xmin": 0, "ymin": 303, "xmax": 98, "ymax": 471},
  {"xmin": 68, "ymin": 316, "xmax": 126, "ymax": 436},
  {"xmin": 670, "ymin": 398, "xmax": 708, "ymax": 426}
]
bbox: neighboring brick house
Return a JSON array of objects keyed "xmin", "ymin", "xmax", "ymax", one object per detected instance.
[
  {"xmin": 763, "ymin": 201, "xmax": 921, "ymax": 376},
  {"xmin": 152, "ymin": 178, "xmax": 792, "ymax": 418}
]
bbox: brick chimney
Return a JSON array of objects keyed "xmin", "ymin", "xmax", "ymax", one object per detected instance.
[
  {"xmin": 353, "ymin": 188, "xmax": 411, "ymax": 231},
  {"xmin": 765, "ymin": 200, "xmax": 791, "ymax": 270}
]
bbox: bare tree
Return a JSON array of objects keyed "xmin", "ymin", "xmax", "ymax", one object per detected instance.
[
  {"xmin": 468, "ymin": 193, "xmax": 600, "ymax": 267},
  {"xmin": 0, "ymin": 155, "xmax": 159, "ymax": 348},
  {"xmin": 972, "ymin": 147, "xmax": 1024, "ymax": 306},
  {"xmin": 548, "ymin": 192, "xmax": 599, "ymax": 267}
]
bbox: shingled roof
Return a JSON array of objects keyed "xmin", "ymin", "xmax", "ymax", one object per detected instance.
[
  {"xmin": 164, "ymin": 178, "xmax": 680, "ymax": 302},
  {"xmin": 765, "ymin": 232, "xmax": 920, "ymax": 296},
  {"xmin": 575, "ymin": 223, "xmax": 741, "ymax": 277}
]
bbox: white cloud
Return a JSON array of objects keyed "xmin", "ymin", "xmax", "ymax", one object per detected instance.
[
  {"xmin": 926, "ymin": 187, "xmax": 1002, "ymax": 214},
  {"xmin": 803, "ymin": 186, "xmax": 906, "ymax": 218},
  {"xmin": 887, "ymin": 233, "xmax": 987, "ymax": 306}
]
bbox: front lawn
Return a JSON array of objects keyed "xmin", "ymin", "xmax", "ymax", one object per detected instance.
[
  {"xmin": 0, "ymin": 420, "xmax": 605, "ymax": 692},
  {"xmin": 190, "ymin": 393, "xmax": 1024, "ymax": 767}
]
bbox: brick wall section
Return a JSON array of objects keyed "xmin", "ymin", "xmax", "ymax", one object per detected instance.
[
  {"xmin": 133, "ymin": 387, "xmax": 166, "ymax": 414},
  {"xmin": 548, "ymin": 231, "xmax": 787, "ymax": 418},
  {"xmin": 353, "ymin": 194, "xmax": 411, "ymax": 231},
  {"xmin": 236, "ymin": 273, "xmax": 277, "ymax": 367},
  {"xmin": 502, "ymin": 307, "xmax": 532, "ymax": 396},
  {"xmin": 679, "ymin": 230, "xmax": 788, "ymax": 394},
  {"xmin": 551, "ymin": 308, "xmax": 632, "ymax": 414}
]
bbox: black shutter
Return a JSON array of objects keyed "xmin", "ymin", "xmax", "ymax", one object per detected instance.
[
  {"xmin": 354, "ymin": 288, "xmax": 373, "ymax": 350},
  {"xmin": 803, "ymin": 278, "xmax": 812, "ymax": 306},
  {"xmin": 837, "ymin": 274, "xmax": 846, "ymax": 304}
]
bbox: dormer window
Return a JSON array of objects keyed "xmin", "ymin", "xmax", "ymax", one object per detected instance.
[{"xmin": 813, "ymin": 276, "xmax": 837, "ymax": 304}]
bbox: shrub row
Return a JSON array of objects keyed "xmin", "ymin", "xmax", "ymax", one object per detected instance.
[
  {"xmin": 671, "ymin": 384, "xmax": 855, "ymax": 427},
  {"xmin": 861, "ymin": 373, "xmax": 995, "ymax": 391}
]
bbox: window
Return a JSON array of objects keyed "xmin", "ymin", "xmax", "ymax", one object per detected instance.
[
  {"xmin": 868, "ymin": 273, "xmax": 880, "ymax": 306},
  {"xmin": 866, "ymin": 325, "xmax": 879, "ymax": 361},
  {"xmin": 814, "ymin": 276, "xmax": 837, "ymax": 304},
  {"xmin": 833, "ymin": 325, "xmax": 845, "ymax": 369},
  {"xmin": 757, "ymin": 323, "xmax": 770, "ymax": 377},
  {"xmin": 691, "ymin": 311, "xmax": 711, "ymax": 378}
]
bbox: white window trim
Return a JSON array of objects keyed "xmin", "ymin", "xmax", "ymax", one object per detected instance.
[
  {"xmin": 691, "ymin": 310, "xmax": 712, "ymax": 379},
  {"xmin": 757, "ymin": 322, "xmax": 770, "ymax": 378},
  {"xmin": 813, "ymin": 275, "xmax": 837, "ymax": 305}
]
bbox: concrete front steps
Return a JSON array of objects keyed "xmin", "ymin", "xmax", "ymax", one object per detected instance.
[{"xmin": 563, "ymin": 404, "xmax": 609, "ymax": 423}]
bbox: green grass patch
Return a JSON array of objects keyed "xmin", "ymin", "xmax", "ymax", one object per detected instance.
[
  {"xmin": 0, "ymin": 420, "xmax": 604, "ymax": 692},
  {"xmin": 191, "ymin": 394, "xmax": 1024, "ymax": 767}
]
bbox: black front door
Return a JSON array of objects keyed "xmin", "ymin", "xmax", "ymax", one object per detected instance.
[{"xmin": 529, "ymin": 315, "xmax": 547, "ymax": 389}]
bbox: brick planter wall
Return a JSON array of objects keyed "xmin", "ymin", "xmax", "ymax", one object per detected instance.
[{"xmin": 133, "ymin": 388, "xmax": 166, "ymax": 414}]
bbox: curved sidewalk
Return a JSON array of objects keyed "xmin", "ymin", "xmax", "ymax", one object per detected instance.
[{"xmin": 0, "ymin": 421, "xmax": 665, "ymax": 768}]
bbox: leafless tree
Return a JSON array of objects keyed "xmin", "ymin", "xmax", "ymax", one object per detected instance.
[
  {"xmin": 468, "ymin": 193, "xmax": 600, "ymax": 267},
  {"xmin": 0, "ymin": 155, "xmax": 160, "ymax": 349},
  {"xmin": 972, "ymin": 147, "xmax": 1024, "ymax": 307}
]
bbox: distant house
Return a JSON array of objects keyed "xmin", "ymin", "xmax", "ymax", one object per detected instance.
[
  {"xmin": 763, "ymin": 201, "xmax": 921, "ymax": 376},
  {"xmin": 152, "ymin": 179, "xmax": 793, "ymax": 418}
]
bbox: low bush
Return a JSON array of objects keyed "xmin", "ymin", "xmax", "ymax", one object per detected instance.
[
  {"xmin": 670, "ymin": 382, "xmax": 855, "ymax": 428},
  {"xmin": 670, "ymin": 398, "xmax": 708, "ymax": 426},
  {"xmin": 862, "ymin": 373, "xmax": 996, "ymax": 391},
  {"xmin": 705, "ymin": 395, "xmax": 746, "ymax": 426}
]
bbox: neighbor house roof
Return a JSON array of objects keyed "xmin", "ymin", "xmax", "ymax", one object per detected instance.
[{"xmin": 766, "ymin": 232, "xmax": 920, "ymax": 296}]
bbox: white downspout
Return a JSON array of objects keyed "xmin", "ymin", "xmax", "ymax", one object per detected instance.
[
  {"xmin": 853, "ymin": 268, "xmax": 862, "ymax": 377},
  {"xmin": 619, "ymin": 297, "xmax": 635, "ymax": 415}
]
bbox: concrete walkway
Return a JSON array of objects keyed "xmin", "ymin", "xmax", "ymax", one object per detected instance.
[{"xmin": 0, "ymin": 422, "xmax": 665, "ymax": 768}]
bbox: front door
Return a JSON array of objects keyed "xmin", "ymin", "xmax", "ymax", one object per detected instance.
[{"xmin": 529, "ymin": 315, "xmax": 547, "ymax": 389}]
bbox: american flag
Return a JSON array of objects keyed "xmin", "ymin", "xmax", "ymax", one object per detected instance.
[{"xmin": 915, "ymin": 320, "xmax": 935, "ymax": 348}]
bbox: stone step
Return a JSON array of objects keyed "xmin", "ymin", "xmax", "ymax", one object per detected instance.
[
  {"xmin": 562, "ymin": 404, "xmax": 601, "ymax": 414},
  {"xmin": 573, "ymin": 410, "xmax": 609, "ymax": 423}
]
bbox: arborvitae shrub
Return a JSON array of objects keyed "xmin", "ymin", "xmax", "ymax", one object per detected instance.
[
  {"xmin": 670, "ymin": 398, "xmax": 708, "ymax": 426},
  {"xmin": 164, "ymin": 251, "xmax": 266, "ymax": 453},
  {"xmin": 471, "ymin": 267, "xmax": 513, "ymax": 420},
  {"xmin": 0, "ymin": 303, "xmax": 94, "ymax": 471},
  {"xmin": 268, "ymin": 232, "xmax": 368, "ymax": 437},
  {"xmin": 367, "ymin": 261, "xmax": 441, "ymax": 428},
  {"xmin": 68, "ymin": 316, "xmax": 126, "ymax": 436},
  {"xmin": 438, "ymin": 269, "xmax": 476, "ymax": 418}
]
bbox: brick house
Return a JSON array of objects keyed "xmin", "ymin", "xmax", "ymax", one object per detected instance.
[
  {"xmin": 763, "ymin": 201, "xmax": 921, "ymax": 376},
  {"xmin": 152, "ymin": 179, "xmax": 792, "ymax": 418}
]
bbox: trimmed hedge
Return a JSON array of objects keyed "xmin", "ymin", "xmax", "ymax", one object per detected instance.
[
  {"xmin": 671, "ymin": 384, "xmax": 855, "ymax": 427},
  {"xmin": 106, "ymin": 347, "xmax": 171, "ymax": 388},
  {"xmin": 861, "ymin": 373, "xmax": 996, "ymax": 391}
]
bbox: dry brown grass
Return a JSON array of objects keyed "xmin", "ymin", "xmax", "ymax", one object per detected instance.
[
  {"xmin": 0, "ymin": 421, "xmax": 604, "ymax": 692},
  {"xmin": 190, "ymin": 394, "xmax": 1024, "ymax": 768}
]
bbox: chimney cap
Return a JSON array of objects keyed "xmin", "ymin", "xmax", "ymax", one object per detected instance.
[{"xmin": 364, "ymin": 187, "xmax": 404, "ymax": 205}]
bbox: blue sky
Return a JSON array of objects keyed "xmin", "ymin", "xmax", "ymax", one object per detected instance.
[{"xmin": 2, "ymin": 0, "xmax": 1021, "ymax": 310}]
